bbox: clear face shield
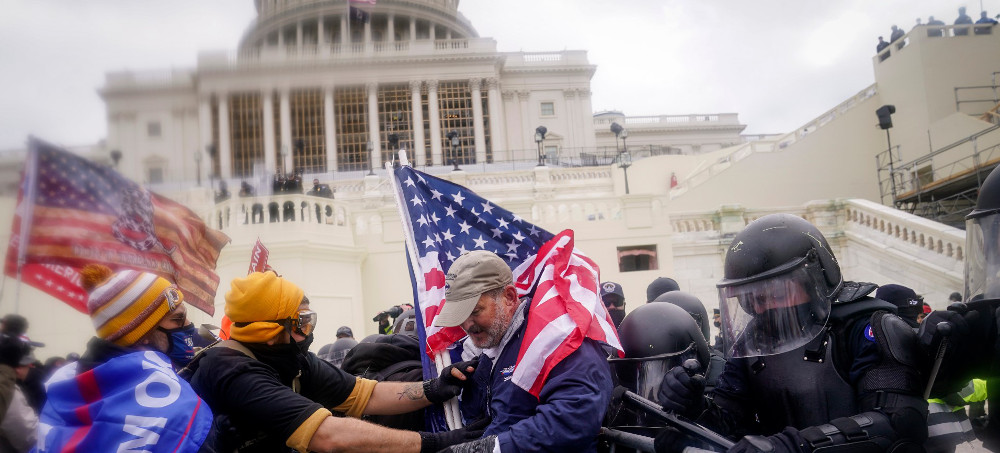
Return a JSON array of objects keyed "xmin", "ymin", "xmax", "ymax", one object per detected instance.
[
  {"xmin": 610, "ymin": 343, "xmax": 700, "ymax": 402},
  {"xmin": 717, "ymin": 262, "xmax": 831, "ymax": 359},
  {"xmin": 965, "ymin": 212, "xmax": 1000, "ymax": 302}
]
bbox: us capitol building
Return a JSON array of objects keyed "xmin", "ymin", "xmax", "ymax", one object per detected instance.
[{"xmin": 4, "ymin": 0, "xmax": 1000, "ymax": 354}]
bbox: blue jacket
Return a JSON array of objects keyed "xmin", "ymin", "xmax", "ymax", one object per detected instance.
[{"xmin": 463, "ymin": 307, "xmax": 613, "ymax": 453}]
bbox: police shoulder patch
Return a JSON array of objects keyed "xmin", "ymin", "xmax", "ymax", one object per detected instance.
[{"xmin": 863, "ymin": 323, "xmax": 876, "ymax": 342}]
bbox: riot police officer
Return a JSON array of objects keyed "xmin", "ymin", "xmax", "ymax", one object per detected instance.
[
  {"xmin": 607, "ymin": 302, "xmax": 710, "ymax": 428},
  {"xmin": 920, "ymin": 165, "xmax": 1000, "ymax": 449},
  {"xmin": 652, "ymin": 290, "xmax": 726, "ymax": 392},
  {"xmin": 657, "ymin": 213, "xmax": 928, "ymax": 452}
]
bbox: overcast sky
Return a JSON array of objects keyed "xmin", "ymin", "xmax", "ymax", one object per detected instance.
[{"xmin": 0, "ymin": 0, "xmax": 991, "ymax": 150}]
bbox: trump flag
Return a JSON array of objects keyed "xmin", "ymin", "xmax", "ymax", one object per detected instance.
[
  {"xmin": 391, "ymin": 165, "xmax": 621, "ymax": 397},
  {"xmin": 4, "ymin": 138, "xmax": 230, "ymax": 315}
]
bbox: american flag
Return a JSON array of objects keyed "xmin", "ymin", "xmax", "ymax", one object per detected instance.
[
  {"xmin": 4, "ymin": 139, "xmax": 230, "ymax": 315},
  {"xmin": 348, "ymin": 0, "xmax": 375, "ymax": 23},
  {"xmin": 392, "ymin": 165, "xmax": 621, "ymax": 397}
]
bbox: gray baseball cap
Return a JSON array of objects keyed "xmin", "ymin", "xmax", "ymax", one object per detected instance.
[{"xmin": 433, "ymin": 251, "xmax": 513, "ymax": 327}]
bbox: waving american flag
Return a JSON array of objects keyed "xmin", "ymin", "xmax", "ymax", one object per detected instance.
[
  {"xmin": 391, "ymin": 165, "xmax": 621, "ymax": 397},
  {"xmin": 5, "ymin": 138, "xmax": 229, "ymax": 315}
]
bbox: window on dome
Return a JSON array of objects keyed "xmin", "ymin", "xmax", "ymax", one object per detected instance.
[
  {"xmin": 290, "ymin": 89, "xmax": 326, "ymax": 174},
  {"xmin": 540, "ymin": 102, "xmax": 555, "ymax": 117},
  {"xmin": 334, "ymin": 86, "xmax": 370, "ymax": 172},
  {"xmin": 228, "ymin": 92, "xmax": 265, "ymax": 178},
  {"xmin": 618, "ymin": 245, "xmax": 659, "ymax": 272}
]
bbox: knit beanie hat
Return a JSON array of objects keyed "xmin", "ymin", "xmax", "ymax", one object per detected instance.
[
  {"xmin": 82, "ymin": 264, "xmax": 182, "ymax": 347},
  {"xmin": 225, "ymin": 272, "xmax": 304, "ymax": 343}
]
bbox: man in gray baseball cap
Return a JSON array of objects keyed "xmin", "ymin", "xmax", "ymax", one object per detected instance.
[
  {"xmin": 434, "ymin": 250, "xmax": 516, "ymax": 349},
  {"xmin": 432, "ymin": 250, "xmax": 614, "ymax": 452}
]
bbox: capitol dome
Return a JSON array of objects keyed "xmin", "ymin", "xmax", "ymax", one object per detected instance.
[{"xmin": 242, "ymin": 0, "xmax": 478, "ymax": 52}]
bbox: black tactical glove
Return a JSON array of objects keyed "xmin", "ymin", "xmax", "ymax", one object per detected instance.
[
  {"xmin": 653, "ymin": 426, "xmax": 684, "ymax": 453},
  {"xmin": 418, "ymin": 417, "xmax": 490, "ymax": 453},
  {"xmin": 424, "ymin": 359, "xmax": 478, "ymax": 404},
  {"xmin": 657, "ymin": 364, "xmax": 706, "ymax": 416},
  {"xmin": 730, "ymin": 427, "xmax": 808, "ymax": 453},
  {"xmin": 436, "ymin": 435, "xmax": 497, "ymax": 453}
]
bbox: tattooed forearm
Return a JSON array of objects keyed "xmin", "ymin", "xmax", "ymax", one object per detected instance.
[{"xmin": 397, "ymin": 383, "xmax": 425, "ymax": 401}]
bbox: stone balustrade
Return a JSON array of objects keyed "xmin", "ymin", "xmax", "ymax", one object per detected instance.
[
  {"xmin": 844, "ymin": 198, "xmax": 965, "ymax": 271},
  {"xmin": 207, "ymin": 193, "xmax": 350, "ymax": 231},
  {"xmin": 197, "ymin": 37, "xmax": 498, "ymax": 70}
]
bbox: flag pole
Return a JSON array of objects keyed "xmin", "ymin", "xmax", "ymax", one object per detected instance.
[
  {"xmin": 14, "ymin": 139, "xmax": 42, "ymax": 314},
  {"xmin": 386, "ymin": 156, "xmax": 462, "ymax": 429}
]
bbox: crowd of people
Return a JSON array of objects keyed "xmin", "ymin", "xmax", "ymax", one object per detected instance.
[
  {"xmin": 876, "ymin": 7, "xmax": 998, "ymax": 60},
  {"xmin": 5, "ymin": 174, "xmax": 1000, "ymax": 451}
]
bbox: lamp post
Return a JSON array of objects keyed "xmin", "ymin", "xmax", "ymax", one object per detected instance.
[
  {"xmin": 366, "ymin": 140, "xmax": 375, "ymax": 176},
  {"xmin": 610, "ymin": 122, "xmax": 623, "ymax": 157},
  {"xmin": 618, "ymin": 148, "xmax": 632, "ymax": 195},
  {"xmin": 446, "ymin": 130, "xmax": 460, "ymax": 171},
  {"xmin": 110, "ymin": 149, "xmax": 122, "ymax": 169},
  {"xmin": 280, "ymin": 145, "xmax": 289, "ymax": 175},
  {"xmin": 534, "ymin": 125, "xmax": 547, "ymax": 166},
  {"xmin": 194, "ymin": 150, "xmax": 202, "ymax": 187},
  {"xmin": 206, "ymin": 143, "xmax": 218, "ymax": 188}
]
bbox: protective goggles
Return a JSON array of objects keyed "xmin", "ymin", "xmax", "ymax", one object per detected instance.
[{"xmin": 253, "ymin": 309, "xmax": 318, "ymax": 337}]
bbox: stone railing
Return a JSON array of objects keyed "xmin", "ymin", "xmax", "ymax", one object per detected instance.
[
  {"xmin": 593, "ymin": 113, "xmax": 741, "ymax": 127},
  {"xmin": 103, "ymin": 69, "xmax": 195, "ymax": 91},
  {"xmin": 502, "ymin": 50, "xmax": 590, "ymax": 67},
  {"xmin": 670, "ymin": 84, "xmax": 878, "ymax": 199},
  {"xmin": 208, "ymin": 193, "xmax": 350, "ymax": 232},
  {"xmin": 844, "ymin": 198, "xmax": 965, "ymax": 273},
  {"xmin": 199, "ymin": 37, "xmax": 498, "ymax": 70}
]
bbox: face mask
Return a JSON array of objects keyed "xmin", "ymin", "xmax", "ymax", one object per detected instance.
[
  {"xmin": 295, "ymin": 333, "xmax": 314, "ymax": 356},
  {"xmin": 159, "ymin": 323, "xmax": 197, "ymax": 367},
  {"xmin": 609, "ymin": 310, "xmax": 627, "ymax": 328}
]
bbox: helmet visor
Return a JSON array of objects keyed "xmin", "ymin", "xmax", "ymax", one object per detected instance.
[
  {"xmin": 612, "ymin": 344, "xmax": 699, "ymax": 402},
  {"xmin": 717, "ymin": 264, "xmax": 831, "ymax": 359},
  {"xmin": 965, "ymin": 212, "xmax": 1000, "ymax": 302}
]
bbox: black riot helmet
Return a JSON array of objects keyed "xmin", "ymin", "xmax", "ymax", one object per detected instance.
[
  {"xmin": 325, "ymin": 337, "xmax": 358, "ymax": 368},
  {"xmin": 609, "ymin": 303, "xmax": 710, "ymax": 402},
  {"xmin": 716, "ymin": 214, "xmax": 841, "ymax": 359},
  {"xmin": 653, "ymin": 290, "xmax": 711, "ymax": 342},
  {"xmin": 965, "ymin": 166, "xmax": 1000, "ymax": 302}
]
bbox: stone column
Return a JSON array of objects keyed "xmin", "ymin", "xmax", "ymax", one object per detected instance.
[
  {"xmin": 518, "ymin": 91, "xmax": 531, "ymax": 152},
  {"xmin": 296, "ymin": 21, "xmax": 303, "ymax": 49},
  {"xmin": 262, "ymin": 89, "xmax": 277, "ymax": 175},
  {"xmin": 485, "ymin": 78, "xmax": 506, "ymax": 161},
  {"xmin": 278, "ymin": 27, "xmax": 284, "ymax": 48},
  {"xmin": 409, "ymin": 17, "xmax": 416, "ymax": 41},
  {"xmin": 324, "ymin": 86, "xmax": 338, "ymax": 172},
  {"xmin": 563, "ymin": 89, "xmax": 578, "ymax": 151},
  {"xmin": 279, "ymin": 88, "xmax": 292, "ymax": 173},
  {"xmin": 470, "ymin": 78, "xmax": 487, "ymax": 163},
  {"xmin": 387, "ymin": 14, "xmax": 395, "ymax": 43},
  {"xmin": 366, "ymin": 82, "xmax": 381, "ymax": 170},
  {"xmin": 501, "ymin": 90, "xmax": 516, "ymax": 159},
  {"xmin": 364, "ymin": 20, "xmax": 372, "ymax": 49},
  {"xmin": 429, "ymin": 23, "xmax": 436, "ymax": 40},
  {"xmin": 218, "ymin": 93, "xmax": 232, "ymax": 179},
  {"xmin": 340, "ymin": 15, "xmax": 348, "ymax": 44},
  {"xmin": 427, "ymin": 80, "xmax": 443, "ymax": 166},
  {"xmin": 410, "ymin": 80, "xmax": 426, "ymax": 166},
  {"xmin": 317, "ymin": 16, "xmax": 325, "ymax": 45},
  {"xmin": 198, "ymin": 95, "xmax": 212, "ymax": 183}
]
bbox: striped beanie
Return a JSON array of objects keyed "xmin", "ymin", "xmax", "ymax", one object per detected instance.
[{"xmin": 82, "ymin": 264, "xmax": 183, "ymax": 346}]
